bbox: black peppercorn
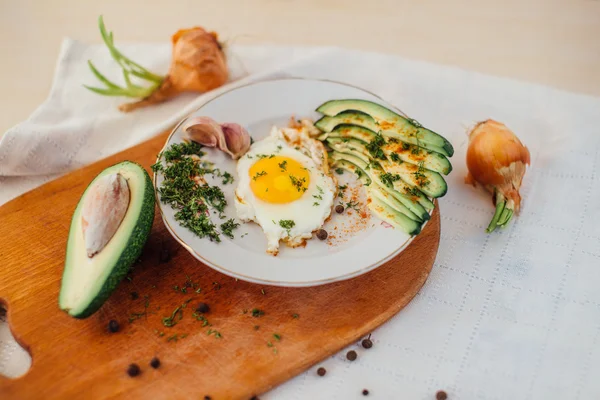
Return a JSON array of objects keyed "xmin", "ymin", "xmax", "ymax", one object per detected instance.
[
  {"xmin": 159, "ymin": 248, "xmax": 171, "ymax": 263},
  {"xmin": 196, "ymin": 302, "xmax": 210, "ymax": 313},
  {"xmin": 317, "ymin": 367, "xmax": 326, "ymax": 376},
  {"xmin": 127, "ymin": 363, "xmax": 140, "ymax": 377},
  {"xmin": 362, "ymin": 335, "xmax": 373, "ymax": 349},
  {"xmin": 204, "ymin": 396, "xmax": 211, "ymax": 400},
  {"xmin": 362, "ymin": 389, "xmax": 369, "ymax": 396},
  {"xmin": 108, "ymin": 320, "xmax": 119, "ymax": 333},
  {"xmin": 249, "ymin": 396, "xmax": 260, "ymax": 400},
  {"xmin": 436, "ymin": 391, "xmax": 448, "ymax": 400},
  {"xmin": 335, "ymin": 205, "xmax": 344, "ymax": 214},
  {"xmin": 150, "ymin": 357, "xmax": 160, "ymax": 369},
  {"xmin": 346, "ymin": 350, "xmax": 357, "ymax": 361},
  {"xmin": 316, "ymin": 229, "xmax": 328, "ymax": 240},
  {"xmin": 130, "ymin": 291, "xmax": 139, "ymax": 300}
]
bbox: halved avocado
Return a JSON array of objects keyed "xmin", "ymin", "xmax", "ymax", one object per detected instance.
[{"xmin": 59, "ymin": 161, "xmax": 155, "ymax": 318}]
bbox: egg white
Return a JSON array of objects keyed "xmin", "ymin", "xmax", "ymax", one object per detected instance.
[{"xmin": 235, "ymin": 128, "xmax": 336, "ymax": 255}]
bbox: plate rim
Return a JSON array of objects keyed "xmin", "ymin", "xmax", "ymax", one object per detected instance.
[{"xmin": 153, "ymin": 77, "xmax": 431, "ymax": 287}]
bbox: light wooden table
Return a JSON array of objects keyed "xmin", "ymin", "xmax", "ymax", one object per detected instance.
[{"xmin": 0, "ymin": 0, "xmax": 599, "ymax": 136}]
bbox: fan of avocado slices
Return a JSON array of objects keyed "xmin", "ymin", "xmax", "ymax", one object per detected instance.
[{"xmin": 315, "ymin": 99, "xmax": 453, "ymax": 236}]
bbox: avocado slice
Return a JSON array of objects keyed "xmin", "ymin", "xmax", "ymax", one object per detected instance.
[
  {"xmin": 367, "ymin": 194, "xmax": 422, "ymax": 236},
  {"xmin": 59, "ymin": 161, "xmax": 155, "ymax": 318},
  {"xmin": 316, "ymin": 99, "xmax": 454, "ymax": 157}
]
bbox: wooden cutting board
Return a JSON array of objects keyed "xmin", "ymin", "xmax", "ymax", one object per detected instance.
[{"xmin": 0, "ymin": 130, "xmax": 440, "ymax": 400}]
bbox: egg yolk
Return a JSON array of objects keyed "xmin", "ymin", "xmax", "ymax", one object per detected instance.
[{"xmin": 249, "ymin": 156, "xmax": 310, "ymax": 203}]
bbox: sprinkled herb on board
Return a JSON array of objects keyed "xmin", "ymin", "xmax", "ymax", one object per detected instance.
[
  {"xmin": 292, "ymin": 313, "xmax": 299, "ymax": 319},
  {"xmin": 251, "ymin": 308, "xmax": 265, "ymax": 317},
  {"xmin": 162, "ymin": 300, "xmax": 192, "ymax": 327},
  {"xmin": 254, "ymin": 325, "xmax": 260, "ymax": 330},
  {"xmin": 273, "ymin": 333, "xmax": 281, "ymax": 341}
]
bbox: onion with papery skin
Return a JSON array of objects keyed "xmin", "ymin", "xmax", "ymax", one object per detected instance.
[
  {"xmin": 86, "ymin": 17, "xmax": 228, "ymax": 112},
  {"xmin": 183, "ymin": 117, "xmax": 251, "ymax": 160},
  {"xmin": 465, "ymin": 119, "xmax": 530, "ymax": 232}
]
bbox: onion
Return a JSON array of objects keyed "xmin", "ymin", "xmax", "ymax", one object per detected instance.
[
  {"xmin": 85, "ymin": 17, "xmax": 228, "ymax": 112},
  {"xmin": 465, "ymin": 119, "xmax": 530, "ymax": 232}
]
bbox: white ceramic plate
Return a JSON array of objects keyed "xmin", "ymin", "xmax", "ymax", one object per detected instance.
[{"xmin": 155, "ymin": 78, "xmax": 430, "ymax": 287}]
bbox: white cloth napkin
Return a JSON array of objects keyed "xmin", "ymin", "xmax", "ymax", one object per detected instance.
[{"xmin": 2, "ymin": 39, "xmax": 600, "ymax": 400}]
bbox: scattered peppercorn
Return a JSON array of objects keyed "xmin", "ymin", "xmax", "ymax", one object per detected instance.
[
  {"xmin": 196, "ymin": 302, "xmax": 210, "ymax": 313},
  {"xmin": 316, "ymin": 229, "xmax": 328, "ymax": 240},
  {"xmin": 362, "ymin": 389, "xmax": 369, "ymax": 396},
  {"xmin": 362, "ymin": 335, "xmax": 373, "ymax": 349},
  {"xmin": 204, "ymin": 396, "xmax": 211, "ymax": 400},
  {"xmin": 436, "ymin": 391, "xmax": 448, "ymax": 400},
  {"xmin": 250, "ymin": 396, "xmax": 259, "ymax": 400},
  {"xmin": 335, "ymin": 205, "xmax": 344, "ymax": 214},
  {"xmin": 130, "ymin": 291, "xmax": 139, "ymax": 300},
  {"xmin": 127, "ymin": 363, "xmax": 140, "ymax": 377},
  {"xmin": 159, "ymin": 248, "xmax": 171, "ymax": 263},
  {"xmin": 317, "ymin": 367, "xmax": 327, "ymax": 376},
  {"xmin": 108, "ymin": 320, "xmax": 120, "ymax": 333},
  {"xmin": 346, "ymin": 350, "xmax": 357, "ymax": 361},
  {"xmin": 150, "ymin": 357, "xmax": 160, "ymax": 369}
]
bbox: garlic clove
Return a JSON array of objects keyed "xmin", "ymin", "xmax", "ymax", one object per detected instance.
[
  {"xmin": 81, "ymin": 173, "xmax": 130, "ymax": 257},
  {"xmin": 221, "ymin": 123, "xmax": 251, "ymax": 159}
]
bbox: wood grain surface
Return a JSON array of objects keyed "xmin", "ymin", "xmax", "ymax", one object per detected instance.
[{"xmin": 0, "ymin": 130, "xmax": 440, "ymax": 400}]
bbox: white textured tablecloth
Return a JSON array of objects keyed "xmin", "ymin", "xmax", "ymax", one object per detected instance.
[{"xmin": 1, "ymin": 39, "xmax": 600, "ymax": 399}]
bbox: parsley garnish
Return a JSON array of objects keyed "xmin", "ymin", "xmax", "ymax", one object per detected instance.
[
  {"xmin": 346, "ymin": 200, "xmax": 360, "ymax": 211},
  {"xmin": 273, "ymin": 333, "xmax": 281, "ymax": 341},
  {"xmin": 278, "ymin": 160, "xmax": 288, "ymax": 171},
  {"xmin": 154, "ymin": 142, "xmax": 228, "ymax": 242},
  {"xmin": 252, "ymin": 308, "xmax": 265, "ymax": 317},
  {"xmin": 413, "ymin": 161, "xmax": 429, "ymax": 187},
  {"xmin": 380, "ymin": 172, "xmax": 401, "ymax": 188},
  {"xmin": 390, "ymin": 153, "xmax": 401, "ymax": 163},
  {"xmin": 313, "ymin": 202, "xmax": 320, "ymax": 206},
  {"xmin": 279, "ymin": 219, "xmax": 296, "ymax": 236},
  {"xmin": 405, "ymin": 186, "xmax": 422, "ymax": 197},
  {"xmin": 221, "ymin": 171, "xmax": 234, "ymax": 185},
  {"xmin": 366, "ymin": 134, "xmax": 387, "ymax": 160},
  {"xmin": 289, "ymin": 174, "xmax": 307, "ymax": 192},
  {"xmin": 338, "ymin": 184, "xmax": 347, "ymax": 198},
  {"xmin": 402, "ymin": 142, "xmax": 410, "ymax": 150},
  {"xmin": 335, "ymin": 168, "xmax": 344, "ymax": 175},
  {"xmin": 313, "ymin": 185, "xmax": 324, "ymax": 201},
  {"xmin": 220, "ymin": 218, "xmax": 240, "ymax": 239},
  {"xmin": 253, "ymin": 171, "xmax": 267, "ymax": 181}
]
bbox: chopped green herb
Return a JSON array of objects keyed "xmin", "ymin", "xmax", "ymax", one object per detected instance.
[
  {"xmin": 278, "ymin": 160, "xmax": 288, "ymax": 171},
  {"xmin": 402, "ymin": 142, "xmax": 410, "ymax": 150},
  {"xmin": 289, "ymin": 174, "xmax": 307, "ymax": 192},
  {"xmin": 292, "ymin": 313, "xmax": 299, "ymax": 319},
  {"xmin": 261, "ymin": 289, "xmax": 266, "ymax": 295},
  {"xmin": 279, "ymin": 220, "xmax": 296, "ymax": 236},
  {"xmin": 251, "ymin": 308, "xmax": 265, "ymax": 317},
  {"xmin": 390, "ymin": 153, "xmax": 401, "ymax": 163},
  {"xmin": 389, "ymin": 138, "xmax": 399, "ymax": 143},
  {"xmin": 404, "ymin": 186, "xmax": 422, "ymax": 197},
  {"xmin": 273, "ymin": 333, "xmax": 281, "ymax": 341},
  {"xmin": 346, "ymin": 200, "xmax": 361, "ymax": 212},
  {"xmin": 313, "ymin": 202, "xmax": 320, "ymax": 206},
  {"xmin": 366, "ymin": 134, "xmax": 387, "ymax": 160},
  {"xmin": 220, "ymin": 218, "xmax": 240, "ymax": 239},
  {"xmin": 335, "ymin": 168, "xmax": 344, "ymax": 175},
  {"xmin": 221, "ymin": 172, "xmax": 234, "ymax": 185},
  {"xmin": 252, "ymin": 171, "xmax": 267, "ymax": 181},
  {"xmin": 380, "ymin": 172, "xmax": 401, "ymax": 188},
  {"xmin": 167, "ymin": 334, "xmax": 179, "ymax": 342},
  {"xmin": 413, "ymin": 161, "xmax": 429, "ymax": 187}
]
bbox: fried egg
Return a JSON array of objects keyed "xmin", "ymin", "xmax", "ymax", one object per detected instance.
[{"xmin": 235, "ymin": 126, "xmax": 336, "ymax": 255}]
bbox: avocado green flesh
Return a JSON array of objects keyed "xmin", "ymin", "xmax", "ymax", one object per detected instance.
[
  {"xmin": 316, "ymin": 99, "xmax": 454, "ymax": 157},
  {"xmin": 367, "ymin": 195, "xmax": 421, "ymax": 236},
  {"xmin": 59, "ymin": 161, "xmax": 155, "ymax": 319}
]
